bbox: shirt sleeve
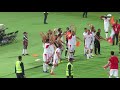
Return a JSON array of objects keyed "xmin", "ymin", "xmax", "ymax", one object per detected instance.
[
  {"xmin": 109, "ymin": 58, "xmax": 111, "ymax": 62},
  {"xmin": 68, "ymin": 64, "xmax": 71, "ymax": 76},
  {"xmin": 116, "ymin": 57, "xmax": 119, "ymax": 63},
  {"xmin": 96, "ymin": 32, "xmax": 100, "ymax": 37},
  {"xmin": 20, "ymin": 62, "xmax": 25, "ymax": 75}
]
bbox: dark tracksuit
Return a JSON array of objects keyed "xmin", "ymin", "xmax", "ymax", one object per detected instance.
[
  {"xmin": 94, "ymin": 32, "xmax": 101, "ymax": 55},
  {"xmin": 44, "ymin": 12, "xmax": 48, "ymax": 24},
  {"xmin": 83, "ymin": 12, "xmax": 88, "ymax": 18},
  {"xmin": 15, "ymin": 62, "xmax": 25, "ymax": 78}
]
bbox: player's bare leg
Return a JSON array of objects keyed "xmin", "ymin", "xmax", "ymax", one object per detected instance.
[
  {"xmin": 50, "ymin": 66, "xmax": 55, "ymax": 75},
  {"xmin": 90, "ymin": 49, "xmax": 94, "ymax": 57}
]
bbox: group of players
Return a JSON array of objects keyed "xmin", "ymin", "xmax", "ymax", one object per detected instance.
[
  {"xmin": 40, "ymin": 21, "xmax": 109, "ymax": 75},
  {"xmin": 21, "ymin": 13, "xmax": 120, "ymax": 77},
  {"xmin": 40, "ymin": 25, "xmax": 80, "ymax": 75}
]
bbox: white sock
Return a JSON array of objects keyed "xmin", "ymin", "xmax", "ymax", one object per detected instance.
[
  {"xmin": 89, "ymin": 53, "xmax": 91, "ymax": 58},
  {"xmin": 22, "ymin": 49, "xmax": 25, "ymax": 55},
  {"xmin": 87, "ymin": 54, "xmax": 89, "ymax": 59},
  {"xmin": 25, "ymin": 49, "xmax": 28, "ymax": 54},
  {"xmin": 84, "ymin": 48, "xmax": 86, "ymax": 55},
  {"xmin": 115, "ymin": 76, "xmax": 119, "ymax": 78},
  {"xmin": 106, "ymin": 33, "xmax": 108, "ymax": 38},
  {"xmin": 50, "ymin": 59, "xmax": 52, "ymax": 64},
  {"xmin": 71, "ymin": 53, "xmax": 74, "ymax": 59},
  {"xmin": 45, "ymin": 63, "xmax": 49, "ymax": 71},
  {"xmin": 43, "ymin": 63, "xmax": 46, "ymax": 72},
  {"xmin": 90, "ymin": 53, "xmax": 92, "ymax": 57},
  {"xmin": 68, "ymin": 52, "xmax": 71, "ymax": 59}
]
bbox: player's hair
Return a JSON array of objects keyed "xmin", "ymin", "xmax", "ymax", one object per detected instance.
[
  {"xmin": 58, "ymin": 28, "xmax": 62, "ymax": 32},
  {"xmin": 46, "ymin": 39, "xmax": 49, "ymax": 42},
  {"xmin": 111, "ymin": 51, "xmax": 114, "ymax": 55},
  {"xmin": 18, "ymin": 56, "xmax": 22, "ymax": 61},
  {"xmin": 84, "ymin": 28, "xmax": 87, "ymax": 30},
  {"xmin": 98, "ymin": 29, "xmax": 101, "ymax": 31},
  {"xmin": 116, "ymin": 20, "xmax": 118, "ymax": 23},
  {"xmin": 66, "ymin": 27, "xmax": 69, "ymax": 30}
]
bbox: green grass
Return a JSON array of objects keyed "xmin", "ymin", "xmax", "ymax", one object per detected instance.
[{"xmin": 0, "ymin": 12, "xmax": 120, "ymax": 78}]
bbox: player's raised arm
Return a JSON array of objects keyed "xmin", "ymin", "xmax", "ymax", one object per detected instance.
[{"xmin": 100, "ymin": 16, "xmax": 105, "ymax": 20}]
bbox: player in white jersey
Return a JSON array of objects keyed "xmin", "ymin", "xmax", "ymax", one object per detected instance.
[
  {"xmin": 49, "ymin": 44, "xmax": 55, "ymax": 65},
  {"xmin": 50, "ymin": 44, "xmax": 61, "ymax": 75},
  {"xmin": 101, "ymin": 15, "xmax": 111, "ymax": 38},
  {"xmin": 68, "ymin": 31, "xmax": 75, "ymax": 60},
  {"xmin": 72, "ymin": 32, "xmax": 76, "ymax": 57},
  {"xmin": 83, "ymin": 28, "xmax": 88, "ymax": 55},
  {"xmin": 42, "ymin": 39, "xmax": 51, "ymax": 73},
  {"xmin": 84, "ymin": 30, "xmax": 93, "ymax": 59},
  {"xmin": 90, "ymin": 28, "xmax": 96, "ymax": 57}
]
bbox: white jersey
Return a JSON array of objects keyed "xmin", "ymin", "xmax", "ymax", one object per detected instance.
[
  {"xmin": 72, "ymin": 35, "xmax": 76, "ymax": 45},
  {"xmin": 91, "ymin": 32, "xmax": 95, "ymax": 42},
  {"xmin": 84, "ymin": 34, "xmax": 93, "ymax": 45},
  {"xmin": 43, "ymin": 43, "xmax": 50, "ymax": 54},
  {"xmin": 68, "ymin": 35, "xmax": 73, "ymax": 45},
  {"xmin": 54, "ymin": 48, "xmax": 61, "ymax": 60},
  {"xmin": 102, "ymin": 18, "xmax": 110, "ymax": 30},
  {"xmin": 83, "ymin": 32, "xmax": 87, "ymax": 37},
  {"xmin": 49, "ymin": 44, "xmax": 54, "ymax": 55}
]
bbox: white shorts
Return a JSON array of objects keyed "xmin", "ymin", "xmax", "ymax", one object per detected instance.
[
  {"xmin": 68, "ymin": 44, "xmax": 74, "ymax": 52},
  {"xmin": 109, "ymin": 69, "xmax": 118, "ymax": 77},
  {"xmin": 43, "ymin": 53, "xmax": 49, "ymax": 62},
  {"xmin": 104, "ymin": 27, "xmax": 109, "ymax": 32},
  {"xmin": 90, "ymin": 42, "xmax": 94, "ymax": 49},
  {"xmin": 85, "ymin": 44, "xmax": 91, "ymax": 50},
  {"xmin": 50, "ymin": 46, "xmax": 54, "ymax": 55}
]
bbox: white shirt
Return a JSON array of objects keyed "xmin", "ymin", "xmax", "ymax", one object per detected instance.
[
  {"xmin": 91, "ymin": 32, "xmax": 95, "ymax": 42},
  {"xmin": 68, "ymin": 35, "xmax": 73, "ymax": 45},
  {"xmin": 54, "ymin": 48, "xmax": 61, "ymax": 59},
  {"xmin": 72, "ymin": 35, "xmax": 76, "ymax": 45},
  {"xmin": 102, "ymin": 18, "xmax": 110, "ymax": 28},
  {"xmin": 43, "ymin": 43, "xmax": 50, "ymax": 54},
  {"xmin": 49, "ymin": 44, "xmax": 54, "ymax": 53},
  {"xmin": 83, "ymin": 32, "xmax": 88, "ymax": 38},
  {"xmin": 84, "ymin": 34, "xmax": 93, "ymax": 45}
]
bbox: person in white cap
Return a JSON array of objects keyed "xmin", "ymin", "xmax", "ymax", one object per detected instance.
[{"xmin": 100, "ymin": 14, "xmax": 111, "ymax": 39}]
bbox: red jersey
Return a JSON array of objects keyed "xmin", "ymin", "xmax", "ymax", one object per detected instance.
[
  {"xmin": 23, "ymin": 35, "xmax": 28, "ymax": 46},
  {"xmin": 112, "ymin": 24, "xmax": 120, "ymax": 34},
  {"xmin": 109, "ymin": 56, "xmax": 119, "ymax": 69}
]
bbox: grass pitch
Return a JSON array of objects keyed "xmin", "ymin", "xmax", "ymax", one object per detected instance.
[{"xmin": 0, "ymin": 12, "xmax": 120, "ymax": 78}]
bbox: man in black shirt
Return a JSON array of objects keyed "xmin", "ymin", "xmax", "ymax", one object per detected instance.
[
  {"xmin": 44, "ymin": 12, "xmax": 48, "ymax": 24},
  {"xmin": 94, "ymin": 29, "xmax": 106, "ymax": 55}
]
